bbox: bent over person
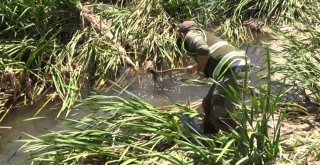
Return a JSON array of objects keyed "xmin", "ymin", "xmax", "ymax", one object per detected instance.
[{"xmin": 177, "ymin": 21, "xmax": 250, "ymax": 133}]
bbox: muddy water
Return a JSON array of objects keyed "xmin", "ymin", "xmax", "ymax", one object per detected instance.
[
  {"xmin": 0, "ymin": 77, "xmax": 211, "ymax": 165},
  {"xmin": 0, "ymin": 45, "xmax": 266, "ymax": 165},
  {"xmin": 0, "ymin": 99, "xmax": 65, "ymax": 165}
]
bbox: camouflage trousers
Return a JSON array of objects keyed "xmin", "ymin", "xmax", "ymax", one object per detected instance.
[{"xmin": 202, "ymin": 65, "xmax": 249, "ymax": 133}]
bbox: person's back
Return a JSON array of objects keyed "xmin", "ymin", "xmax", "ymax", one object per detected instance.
[
  {"xmin": 177, "ymin": 21, "xmax": 249, "ymax": 133},
  {"xmin": 204, "ymin": 31, "xmax": 237, "ymax": 60},
  {"xmin": 182, "ymin": 28, "xmax": 240, "ymax": 79}
]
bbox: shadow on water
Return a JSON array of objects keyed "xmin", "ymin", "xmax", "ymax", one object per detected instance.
[{"xmin": 0, "ymin": 44, "xmax": 267, "ymax": 165}]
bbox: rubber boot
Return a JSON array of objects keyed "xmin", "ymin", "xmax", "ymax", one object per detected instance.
[{"xmin": 209, "ymin": 106, "xmax": 238, "ymax": 132}]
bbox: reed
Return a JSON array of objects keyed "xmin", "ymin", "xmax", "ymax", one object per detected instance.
[
  {"xmin": 273, "ymin": 21, "xmax": 320, "ymax": 103},
  {"xmin": 1, "ymin": 0, "xmax": 315, "ymax": 120},
  {"xmin": 1, "ymin": 0, "xmax": 320, "ymax": 163},
  {"xmin": 19, "ymin": 50, "xmax": 283, "ymax": 164}
]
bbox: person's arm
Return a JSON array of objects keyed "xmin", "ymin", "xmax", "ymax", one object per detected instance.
[
  {"xmin": 185, "ymin": 30, "xmax": 210, "ymax": 77},
  {"xmin": 197, "ymin": 55, "xmax": 209, "ymax": 73},
  {"xmin": 193, "ymin": 33, "xmax": 209, "ymax": 78},
  {"xmin": 186, "ymin": 63, "xmax": 198, "ymax": 74},
  {"xmin": 196, "ymin": 55, "xmax": 209, "ymax": 79}
]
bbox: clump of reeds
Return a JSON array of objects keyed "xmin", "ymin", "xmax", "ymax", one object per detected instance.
[
  {"xmin": 159, "ymin": 0, "xmax": 313, "ymax": 42},
  {"xmin": 97, "ymin": 0, "xmax": 180, "ymax": 65},
  {"xmin": 19, "ymin": 50, "xmax": 283, "ymax": 164},
  {"xmin": 0, "ymin": 0, "xmax": 83, "ymax": 119},
  {"xmin": 273, "ymin": 8, "xmax": 320, "ymax": 105},
  {"xmin": 0, "ymin": 0, "xmax": 180, "ymax": 120},
  {"xmin": 1, "ymin": 0, "xmax": 313, "ymax": 121}
]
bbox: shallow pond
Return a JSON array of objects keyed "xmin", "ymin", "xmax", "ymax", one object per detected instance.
[{"xmin": 0, "ymin": 45, "xmax": 266, "ymax": 165}]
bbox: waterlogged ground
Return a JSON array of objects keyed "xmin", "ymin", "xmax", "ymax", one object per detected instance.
[
  {"xmin": 0, "ymin": 73, "xmax": 210, "ymax": 164},
  {"xmin": 0, "ymin": 44, "xmax": 263, "ymax": 164},
  {"xmin": 0, "ymin": 44, "xmax": 319, "ymax": 164},
  {"xmin": 0, "ymin": 99, "xmax": 66, "ymax": 165}
]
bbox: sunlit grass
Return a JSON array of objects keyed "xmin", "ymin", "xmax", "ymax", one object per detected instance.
[
  {"xmin": 1, "ymin": 0, "xmax": 316, "ymax": 120},
  {"xmin": 272, "ymin": 14, "xmax": 320, "ymax": 103},
  {"xmin": 0, "ymin": 0, "xmax": 82, "ymax": 119},
  {"xmin": 19, "ymin": 88, "xmax": 282, "ymax": 164},
  {"xmin": 1, "ymin": 0, "xmax": 320, "ymax": 163},
  {"xmin": 19, "ymin": 49, "xmax": 284, "ymax": 164}
]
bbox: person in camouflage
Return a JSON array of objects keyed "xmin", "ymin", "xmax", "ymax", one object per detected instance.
[{"xmin": 177, "ymin": 21, "xmax": 249, "ymax": 133}]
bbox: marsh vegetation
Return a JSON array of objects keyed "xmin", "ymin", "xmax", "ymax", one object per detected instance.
[{"xmin": 1, "ymin": 0, "xmax": 319, "ymax": 164}]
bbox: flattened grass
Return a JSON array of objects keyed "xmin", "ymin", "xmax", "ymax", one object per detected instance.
[{"xmin": 20, "ymin": 50, "xmax": 283, "ymax": 164}]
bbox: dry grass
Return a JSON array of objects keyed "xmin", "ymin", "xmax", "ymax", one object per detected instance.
[{"xmin": 278, "ymin": 113, "xmax": 320, "ymax": 164}]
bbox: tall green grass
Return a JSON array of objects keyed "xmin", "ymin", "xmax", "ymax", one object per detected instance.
[
  {"xmin": 0, "ymin": 0, "xmax": 138, "ymax": 119},
  {"xmin": 19, "ymin": 50, "xmax": 283, "ymax": 164},
  {"xmin": 0, "ymin": 0, "xmax": 180, "ymax": 120},
  {"xmin": 1, "ymin": 0, "xmax": 314, "ymax": 121},
  {"xmin": 158, "ymin": 0, "xmax": 314, "ymax": 43},
  {"xmin": 97, "ymin": 0, "xmax": 180, "ymax": 65},
  {"xmin": 211, "ymin": 0, "xmax": 313, "ymax": 41},
  {"xmin": 0, "ymin": 0, "xmax": 80, "ymax": 39},
  {"xmin": 272, "ymin": 8, "xmax": 320, "ymax": 104},
  {"xmin": 0, "ymin": 0, "xmax": 82, "ymax": 118},
  {"xmin": 2, "ymin": 1, "xmax": 316, "ymax": 162},
  {"xmin": 0, "ymin": 0, "xmax": 318, "ymax": 163}
]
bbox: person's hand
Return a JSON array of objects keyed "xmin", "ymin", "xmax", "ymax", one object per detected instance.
[
  {"xmin": 186, "ymin": 65, "xmax": 197, "ymax": 74},
  {"xmin": 197, "ymin": 71, "xmax": 206, "ymax": 80}
]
